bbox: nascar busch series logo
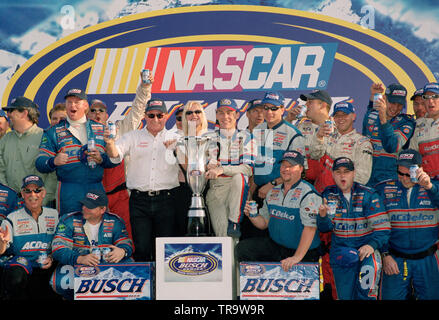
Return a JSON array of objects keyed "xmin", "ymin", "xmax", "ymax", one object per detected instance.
[{"xmin": 169, "ymin": 253, "xmax": 218, "ymax": 276}]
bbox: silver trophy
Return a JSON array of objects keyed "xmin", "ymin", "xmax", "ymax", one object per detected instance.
[{"xmin": 182, "ymin": 135, "xmax": 212, "ymax": 236}]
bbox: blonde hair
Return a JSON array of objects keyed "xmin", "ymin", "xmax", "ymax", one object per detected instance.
[{"xmin": 181, "ymin": 101, "xmax": 208, "ymax": 136}]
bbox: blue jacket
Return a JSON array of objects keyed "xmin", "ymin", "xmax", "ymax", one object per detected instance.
[
  {"xmin": 0, "ymin": 183, "xmax": 21, "ymax": 220},
  {"xmin": 375, "ymin": 179, "xmax": 439, "ymax": 254},
  {"xmin": 36, "ymin": 119, "xmax": 117, "ymax": 184},
  {"xmin": 362, "ymin": 101, "xmax": 415, "ymax": 187},
  {"xmin": 317, "ymin": 182, "xmax": 391, "ymax": 251},
  {"xmin": 51, "ymin": 211, "xmax": 133, "ymax": 266}
]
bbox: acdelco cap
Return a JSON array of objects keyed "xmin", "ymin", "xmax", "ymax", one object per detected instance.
[
  {"xmin": 396, "ymin": 149, "xmax": 422, "ymax": 168},
  {"xmin": 385, "ymin": 83, "xmax": 407, "ymax": 107},
  {"xmin": 332, "ymin": 157, "xmax": 355, "ymax": 171},
  {"xmin": 64, "ymin": 88, "xmax": 88, "ymax": 101}
]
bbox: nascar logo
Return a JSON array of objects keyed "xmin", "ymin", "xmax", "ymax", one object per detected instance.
[{"xmin": 168, "ymin": 253, "xmax": 218, "ymax": 276}]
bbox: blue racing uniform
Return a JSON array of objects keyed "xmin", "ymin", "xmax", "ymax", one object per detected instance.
[
  {"xmin": 317, "ymin": 182, "xmax": 390, "ymax": 300},
  {"xmin": 36, "ymin": 119, "xmax": 118, "ymax": 215},
  {"xmin": 253, "ymin": 120, "xmax": 306, "ymax": 187},
  {"xmin": 375, "ymin": 179, "xmax": 439, "ymax": 300},
  {"xmin": 50, "ymin": 211, "xmax": 134, "ymax": 299},
  {"xmin": 0, "ymin": 183, "xmax": 21, "ymax": 220},
  {"xmin": 362, "ymin": 101, "xmax": 415, "ymax": 187}
]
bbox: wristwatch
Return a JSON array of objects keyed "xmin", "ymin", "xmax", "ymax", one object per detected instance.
[
  {"xmin": 270, "ymin": 180, "xmax": 277, "ymax": 186},
  {"xmin": 122, "ymin": 248, "xmax": 128, "ymax": 257},
  {"xmin": 382, "ymin": 252, "xmax": 390, "ymax": 258}
]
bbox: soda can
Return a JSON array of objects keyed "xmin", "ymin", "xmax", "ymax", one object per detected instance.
[
  {"xmin": 373, "ymin": 93, "xmax": 382, "ymax": 109},
  {"xmin": 248, "ymin": 200, "xmax": 258, "ymax": 218},
  {"xmin": 38, "ymin": 251, "xmax": 48, "ymax": 267},
  {"xmin": 87, "ymin": 139, "xmax": 97, "ymax": 169},
  {"xmin": 327, "ymin": 200, "xmax": 337, "ymax": 218},
  {"xmin": 91, "ymin": 246, "xmax": 101, "ymax": 262},
  {"xmin": 296, "ymin": 105, "xmax": 307, "ymax": 120},
  {"xmin": 101, "ymin": 247, "xmax": 112, "ymax": 263},
  {"xmin": 107, "ymin": 121, "xmax": 116, "ymax": 139},
  {"xmin": 325, "ymin": 119, "xmax": 333, "ymax": 133},
  {"xmin": 141, "ymin": 69, "xmax": 151, "ymax": 84},
  {"xmin": 409, "ymin": 165, "xmax": 419, "ymax": 183}
]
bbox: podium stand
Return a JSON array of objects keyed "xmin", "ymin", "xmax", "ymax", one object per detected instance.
[{"xmin": 156, "ymin": 237, "xmax": 236, "ymax": 300}]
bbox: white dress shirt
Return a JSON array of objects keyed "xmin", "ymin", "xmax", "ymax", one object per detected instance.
[{"xmin": 112, "ymin": 127, "xmax": 180, "ymax": 191}]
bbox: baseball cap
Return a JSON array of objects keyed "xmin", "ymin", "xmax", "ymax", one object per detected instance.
[
  {"xmin": 90, "ymin": 99, "xmax": 107, "ymax": 109},
  {"xmin": 3, "ymin": 96, "xmax": 38, "ymax": 112},
  {"xmin": 396, "ymin": 149, "xmax": 422, "ymax": 168},
  {"xmin": 217, "ymin": 98, "xmax": 239, "ymax": 112},
  {"xmin": 331, "ymin": 101, "xmax": 355, "ymax": 116},
  {"xmin": 410, "ymin": 88, "xmax": 424, "ymax": 101},
  {"xmin": 146, "ymin": 99, "xmax": 167, "ymax": 113},
  {"xmin": 280, "ymin": 150, "xmax": 305, "ymax": 166},
  {"xmin": 385, "ymin": 83, "xmax": 407, "ymax": 107},
  {"xmin": 21, "ymin": 175, "xmax": 45, "ymax": 189},
  {"xmin": 261, "ymin": 91, "xmax": 284, "ymax": 107},
  {"xmin": 64, "ymin": 88, "xmax": 88, "ymax": 101},
  {"xmin": 247, "ymin": 99, "xmax": 264, "ymax": 112},
  {"xmin": 332, "ymin": 157, "xmax": 355, "ymax": 171},
  {"xmin": 300, "ymin": 90, "xmax": 333, "ymax": 106},
  {"xmin": 80, "ymin": 189, "xmax": 108, "ymax": 209},
  {"xmin": 331, "ymin": 247, "xmax": 359, "ymax": 267},
  {"xmin": 423, "ymin": 82, "xmax": 439, "ymax": 95}
]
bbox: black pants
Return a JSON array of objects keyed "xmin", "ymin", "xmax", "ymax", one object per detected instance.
[
  {"xmin": 172, "ymin": 182, "xmax": 192, "ymax": 237},
  {"xmin": 1, "ymin": 264, "xmax": 59, "ymax": 300},
  {"xmin": 235, "ymin": 236, "xmax": 321, "ymax": 263},
  {"xmin": 129, "ymin": 189, "xmax": 176, "ymax": 262}
]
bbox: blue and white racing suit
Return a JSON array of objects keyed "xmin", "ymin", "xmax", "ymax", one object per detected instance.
[
  {"xmin": 50, "ymin": 211, "xmax": 134, "ymax": 299},
  {"xmin": 317, "ymin": 182, "xmax": 391, "ymax": 300},
  {"xmin": 375, "ymin": 179, "xmax": 439, "ymax": 300}
]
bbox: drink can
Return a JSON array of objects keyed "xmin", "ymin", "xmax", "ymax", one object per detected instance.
[
  {"xmin": 325, "ymin": 119, "xmax": 333, "ymax": 133},
  {"xmin": 107, "ymin": 121, "xmax": 116, "ymax": 139},
  {"xmin": 248, "ymin": 200, "xmax": 258, "ymax": 218},
  {"xmin": 87, "ymin": 139, "xmax": 97, "ymax": 169},
  {"xmin": 91, "ymin": 246, "xmax": 101, "ymax": 262},
  {"xmin": 38, "ymin": 251, "xmax": 48, "ymax": 267},
  {"xmin": 327, "ymin": 200, "xmax": 337, "ymax": 218},
  {"xmin": 373, "ymin": 93, "xmax": 382, "ymax": 108},
  {"xmin": 409, "ymin": 165, "xmax": 419, "ymax": 183},
  {"xmin": 101, "ymin": 247, "xmax": 112, "ymax": 263},
  {"xmin": 296, "ymin": 105, "xmax": 307, "ymax": 120},
  {"xmin": 141, "ymin": 69, "xmax": 151, "ymax": 84}
]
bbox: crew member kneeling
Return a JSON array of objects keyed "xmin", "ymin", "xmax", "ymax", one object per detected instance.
[{"xmin": 235, "ymin": 151, "xmax": 322, "ymax": 272}]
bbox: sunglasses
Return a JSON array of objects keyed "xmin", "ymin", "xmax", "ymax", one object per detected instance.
[
  {"xmin": 176, "ymin": 116, "xmax": 182, "ymax": 121},
  {"xmin": 397, "ymin": 170, "xmax": 411, "ymax": 178},
  {"xmin": 185, "ymin": 110, "xmax": 203, "ymax": 116},
  {"xmin": 422, "ymin": 94, "xmax": 439, "ymax": 100},
  {"xmin": 90, "ymin": 108, "xmax": 106, "ymax": 113},
  {"xmin": 146, "ymin": 113, "xmax": 165, "ymax": 119},
  {"xmin": 22, "ymin": 188, "xmax": 43, "ymax": 194},
  {"xmin": 264, "ymin": 105, "xmax": 282, "ymax": 111}
]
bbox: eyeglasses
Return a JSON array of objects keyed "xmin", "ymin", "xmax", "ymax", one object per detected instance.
[
  {"xmin": 185, "ymin": 110, "xmax": 202, "ymax": 116},
  {"xmin": 175, "ymin": 116, "xmax": 182, "ymax": 121},
  {"xmin": 422, "ymin": 94, "xmax": 439, "ymax": 100},
  {"xmin": 146, "ymin": 113, "xmax": 165, "ymax": 119},
  {"xmin": 22, "ymin": 188, "xmax": 43, "ymax": 194},
  {"xmin": 397, "ymin": 170, "xmax": 411, "ymax": 178},
  {"xmin": 264, "ymin": 105, "xmax": 282, "ymax": 111},
  {"xmin": 90, "ymin": 108, "xmax": 106, "ymax": 113}
]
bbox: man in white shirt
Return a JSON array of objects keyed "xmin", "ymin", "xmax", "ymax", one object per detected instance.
[{"xmin": 105, "ymin": 98, "xmax": 180, "ymax": 261}]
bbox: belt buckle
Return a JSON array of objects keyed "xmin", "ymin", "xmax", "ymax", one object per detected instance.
[{"xmin": 147, "ymin": 190, "xmax": 158, "ymax": 196}]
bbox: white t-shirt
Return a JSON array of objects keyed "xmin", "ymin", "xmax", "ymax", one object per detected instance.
[{"xmin": 84, "ymin": 221, "xmax": 101, "ymax": 247}]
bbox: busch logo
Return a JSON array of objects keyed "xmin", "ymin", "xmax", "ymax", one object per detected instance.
[
  {"xmin": 242, "ymin": 278, "xmax": 314, "ymax": 293},
  {"xmin": 76, "ymin": 278, "xmax": 147, "ymax": 294}
]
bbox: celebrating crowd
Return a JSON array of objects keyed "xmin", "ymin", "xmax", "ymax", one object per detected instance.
[{"xmin": 0, "ymin": 70, "xmax": 438, "ymax": 301}]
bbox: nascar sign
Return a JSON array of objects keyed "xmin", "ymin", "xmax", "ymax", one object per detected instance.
[
  {"xmin": 2, "ymin": 5, "xmax": 435, "ymax": 129},
  {"xmin": 240, "ymin": 262, "xmax": 320, "ymax": 300}
]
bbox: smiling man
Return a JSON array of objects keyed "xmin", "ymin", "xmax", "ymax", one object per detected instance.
[{"xmin": 362, "ymin": 83, "xmax": 415, "ymax": 187}]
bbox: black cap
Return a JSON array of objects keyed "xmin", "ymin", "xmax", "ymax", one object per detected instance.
[
  {"xmin": 396, "ymin": 149, "xmax": 422, "ymax": 168},
  {"xmin": 247, "ymin": 99, "xmax": 264, "ymax": 111},
  {"xmin": 64, "ymin": 89, "xmax": 88, "ymax": 101},
  {"xmin": 80, "ymin": 190, "xmax": 108, "ymax": 209},
  {"xmin": 3, "ymin": 96, "xmax": 38, "ymax": 112},
  {"xmin": 410, "ymin": 88, "xmax": 424, "ymax": 101},
  {"xmin": 385, "ymin": 83, "xmax": 407, "ymax": 107},
  {"xmin": 22, "ymin": 175, "xmax": 45, "ymax": 188},
  {"xmin": 280, "ymin": 150, "xmax": 305, "ymax": 166},
  {"xmin": 300, "ymin": 90, "xmax": 333, "ymax": 106},
  {"xmin": 146, "ymin": 99, "xmax": 167, "ymax": 113},
  {"xmin": 332, "ymin": 157, "xmax": 354, "ymax": 171}
]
